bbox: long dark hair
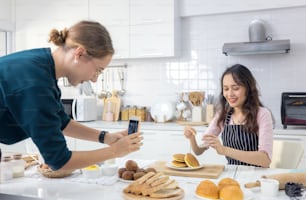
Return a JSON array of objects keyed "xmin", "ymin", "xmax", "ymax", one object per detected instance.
[{"xmin": 217, "ymin": 64, "xmax": 263, "ymax": 133}]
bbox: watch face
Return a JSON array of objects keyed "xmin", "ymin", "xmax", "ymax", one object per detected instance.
[{"xmin": 128, "ymin": 119, "xmax": 139, "ymax": 134}]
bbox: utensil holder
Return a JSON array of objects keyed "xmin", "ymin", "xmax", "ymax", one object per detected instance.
[{"xmin": 192, "ymin": 106, "xmax": 202, "ymax": 122}]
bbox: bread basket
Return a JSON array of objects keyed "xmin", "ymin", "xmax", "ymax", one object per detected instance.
[{"xmin": 37, "ymin": 164, "xmax": 74, "ymax": 178}]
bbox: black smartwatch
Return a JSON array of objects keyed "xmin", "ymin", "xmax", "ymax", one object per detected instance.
[{"xmin": 98, "ymin": 131, "xmax": 108, "ymax": 143}]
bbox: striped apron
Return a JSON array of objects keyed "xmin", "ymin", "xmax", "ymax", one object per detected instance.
[{"xmin": 221, "ymin": 111, "xmax": 259, "ymax": 166}]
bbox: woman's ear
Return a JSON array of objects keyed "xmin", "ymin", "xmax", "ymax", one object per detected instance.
[{"xmin": 74, "ymin": 46, "xmax": 86, "ymax": 59}]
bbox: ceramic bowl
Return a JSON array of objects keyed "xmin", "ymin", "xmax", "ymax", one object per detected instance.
[
  {"xmin": 82, "ymin": 165, "xmax": 101, "ymax": 179},
  {"xmin": 101, "ymin": 164, "xmax": 118, "ymax": 176},
  {"xmin": 150, "ymin": 102, "xmax": 175, "ymax": 123}
]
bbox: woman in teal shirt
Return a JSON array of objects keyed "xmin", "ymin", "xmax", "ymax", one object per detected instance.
[{"xmin": 0, "ymin": 20, "xmax": 143, "ymax": 171}]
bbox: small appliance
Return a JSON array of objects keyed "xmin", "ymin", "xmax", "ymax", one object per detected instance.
[
  {"xmin": 72, "ymin": 96, "xmax": 97, "ymax": 122},
  {"xmin": 281, "ymin": 92, "xmax": 306, "ymax": 129}
]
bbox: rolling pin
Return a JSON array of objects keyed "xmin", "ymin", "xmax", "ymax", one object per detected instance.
[{"xmin": 244, "ymin": 172, "xmax": 306, "ymax": 190}]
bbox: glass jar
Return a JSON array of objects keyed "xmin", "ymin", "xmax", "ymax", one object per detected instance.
[
  {"xmin": 136, "ymin": 107, "xmax": 146, "ymax": 122},
  {"xmin": 121, "ymin": 105, "xmax": 130, "ymax": 121},
  {"xmin": 145, "ymin": 107, "xmax": 153, "ymax": 122},
  {"xmin": 1, "ymin": 156, "xmax": 13, "ymax": 181},
  {"xmin": 128, "ymin": 106, "xmax": 136, "ymax": 119},
  {"xmin": 11, "ymin": 154, "xmax": 25, "ymax": 178}
]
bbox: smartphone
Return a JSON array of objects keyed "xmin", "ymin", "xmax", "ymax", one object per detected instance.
[{"xmin": 128, "ymin": 118, "xmax": 139, "ymax": 135}]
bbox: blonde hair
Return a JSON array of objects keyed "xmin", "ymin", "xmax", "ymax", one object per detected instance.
[{"xmin": 48, "ymin": 20, "xmax": 114, "ymax": 58}]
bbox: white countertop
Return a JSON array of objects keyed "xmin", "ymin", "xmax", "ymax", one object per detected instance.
[
  {"xmin": 0, "ymin": 158, "xmax": 302, "ymax": 200},
  {"xmin": 81, "ymin": 120, "xmax": 306, "ymax": 136}
]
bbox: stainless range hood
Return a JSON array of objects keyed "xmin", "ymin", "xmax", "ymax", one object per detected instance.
[{"xmin": 222, "ymin": 19, "xmax": 290, "ymax": 56}]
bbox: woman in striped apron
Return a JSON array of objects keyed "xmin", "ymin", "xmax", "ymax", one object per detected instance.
[{"xmin": 184, "ymin": 64, "xmax": 273, "ymax": 167}]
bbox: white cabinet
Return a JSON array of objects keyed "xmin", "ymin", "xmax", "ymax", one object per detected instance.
[
  {"xmin": 0, "ymin": 0, "xmax": 14, "ymax": 31},
  {"xmin": 129, "ymin": 0, "xmax": 178, "ymax": 58},
  {"xmin": 89, "ymin": 0, "xmax": 179, "ymax": 59},
  {"xmin": 89, "ymin": 0, "xmax": 130, "ymax": 59}
]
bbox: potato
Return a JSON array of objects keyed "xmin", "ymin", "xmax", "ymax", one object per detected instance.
[
  {"xmin": 125, "ymin": 160, "xmax": 138, "ymax": 172},
  {"xmin": 118, "ymin": 167, "xmax": 127, "ymax": 178},
  {"xmin": 122, "ymin": 170, "xmax": 134, "ymax": 180}
]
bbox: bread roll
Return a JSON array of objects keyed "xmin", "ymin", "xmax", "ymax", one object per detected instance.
[
  {"xmin": 219, "ymin": 185, "xmax": 243, "ymax": 200},
  {"xmin": 196, "ymin": 180, "xmax": 219, "ymax": 199},
  {"xmin": 218, "ymin": 177, "xmax": 240, "ymax": 191}
]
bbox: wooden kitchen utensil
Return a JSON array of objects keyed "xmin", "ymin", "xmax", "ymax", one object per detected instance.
[
  {"xmin": 149, "ymin": 161, "xmax": 224, "ymax": 179},
  {"xmin": 244, "ymin": 172, "xmax": 306, "ymax": 190},
  {"xmin": 102, "ymin": 91, "xmax": 121, "ymax": 121}
]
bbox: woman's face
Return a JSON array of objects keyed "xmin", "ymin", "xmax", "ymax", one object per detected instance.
[
  {"xmin": 222, "ymin": 73, "xmax": 247, "ymax": 109},
  {"xmin": 68, "ymin": 48, "xmax": 112, "ymax": 86}
]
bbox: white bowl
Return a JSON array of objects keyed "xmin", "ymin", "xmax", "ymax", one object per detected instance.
[
  {"xmin": 101, "ymin": 164, "xmax": 118, "ymax": 176},
  {"xmin": 82, "ymin": 165, "xmax": 101, "ymax": 179},
  {"xmin": 150, "ymin": 102, "xmax": 175, "ymax": 123}
]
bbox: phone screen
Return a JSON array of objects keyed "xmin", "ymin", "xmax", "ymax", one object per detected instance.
[{"xmin": 128, "ymin": 119, "xmax": 139, "ymax": 134}]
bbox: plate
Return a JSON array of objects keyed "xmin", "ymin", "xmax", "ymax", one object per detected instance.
[
  {"xmin": 166, "ymin": 162, "xmax": 205, "ymax": 171},
  {"xmin": 194, "ymin": 189, "xmax": 254, "ymax": 200},
  {"xmin": 123, "ymin": 188, "xmax": 184, "ymax": 200},
  {"xmin": 119, "ymin": 178, "xmax": 134, "ymax": 183}
]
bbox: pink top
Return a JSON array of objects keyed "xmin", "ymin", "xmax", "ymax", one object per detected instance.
[{"xmin": 202, "ymin": 107, "xmax": 274, "ymax": 160}]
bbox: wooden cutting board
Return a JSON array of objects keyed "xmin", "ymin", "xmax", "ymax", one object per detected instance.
[
  {"xmin": 149, "ymin": 161, "xmax": 224, "ymax": 179},
  {"xmin": 103, "ymin": 91, "xmax": 121, "ymax": 121}
]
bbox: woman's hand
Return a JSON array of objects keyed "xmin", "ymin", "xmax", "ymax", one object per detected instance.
[
  {"xmin": 184, "ymin": 126, "xmax": 196, "ymax": 139},
  {"xmin": 109, "ymin": 132, "xmax": 143, "ymax": 157},
  {"xmin": 202, "ymin": 134, "xmax": 225, "ymax": 155}
]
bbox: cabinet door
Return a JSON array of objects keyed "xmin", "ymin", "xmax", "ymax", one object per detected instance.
[
  {"xmin": 0, "ymin": 0, "xmax": 14, "ymax": 30},
  {"xmin": 130, "ymin": 0, "xmax": 174, "ymax": 25},
  {"xmin": 89, "ymin": 0, "xmax": 130, "ymax": 59},
  {"xmin": 130, "ymin": 23, "xmax": 175, "ymax": 58},
  {"xmin": 129, "ymin": 0, "xmax": 177, "ymax": 58}
]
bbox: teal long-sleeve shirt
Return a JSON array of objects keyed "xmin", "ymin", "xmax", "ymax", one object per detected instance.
[{"xmin": 0, "ymin": 48, "xmax": 72, "ymax": 170}]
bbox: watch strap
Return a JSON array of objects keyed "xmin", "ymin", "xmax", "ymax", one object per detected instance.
[{"xmin": 99, "ymin": 131, "xmax": 108, "ymax": 143}]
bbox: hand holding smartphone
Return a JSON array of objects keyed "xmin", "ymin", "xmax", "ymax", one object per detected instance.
[{"xmin": 128, "ymin": 117, "xmax": 140, "ymax": 135}]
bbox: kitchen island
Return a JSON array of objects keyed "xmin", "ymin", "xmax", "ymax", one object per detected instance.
[{"xmin": 0, "ymin": 158, "xmax": 301, "ymax": 200}]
